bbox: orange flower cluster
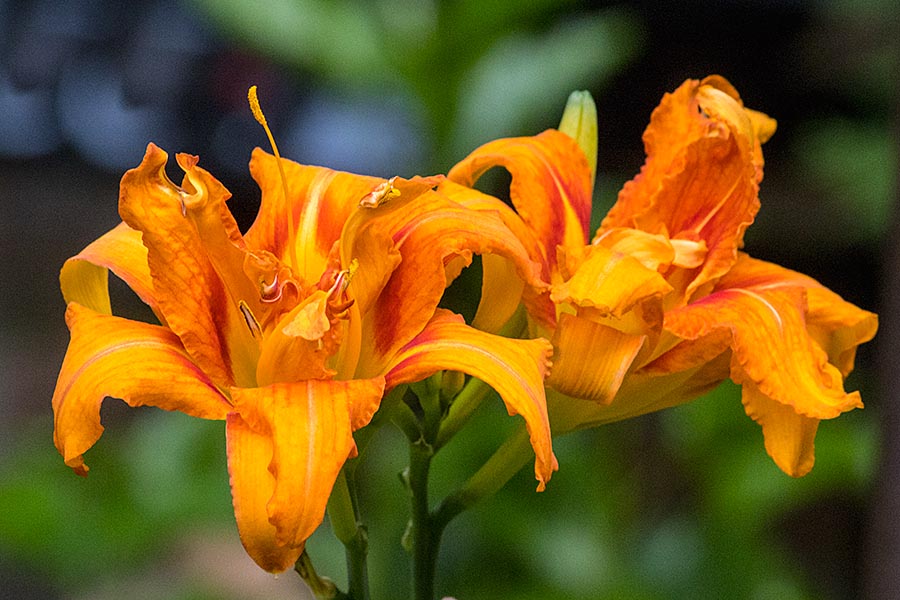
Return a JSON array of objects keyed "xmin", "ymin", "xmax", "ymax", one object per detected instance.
[{"xmin": 52, "ymin": 76, "xmax": 876, "ymax": 572}]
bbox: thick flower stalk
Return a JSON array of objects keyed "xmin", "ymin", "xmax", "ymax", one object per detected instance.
[
  {"xmin": 448, "ymin": 75, "xmax": 877, "ymax": 477},
  {"xmin": 52, "ymin": 134, "xmax": 557, "ymax": 572}
]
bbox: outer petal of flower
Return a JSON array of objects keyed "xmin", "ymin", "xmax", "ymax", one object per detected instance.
[
  {"xmin": 664, "ymin": 282, "xmax": 862, "ymax": 420},
  {"xmin": 118, "ymin": 144, "xmax": 256, "ymax": 387},
  {"xmin": 225, "ymin": 413, "xmax": 302, "ymax": 573},
  {"xmin": 806, "ymin": 285, "xmax": 878, "ymax": 377},
  {"xmin": 716, "ymin": 253, "xmax": 878, "ymax": 377},
  {"xmin": 228, "ymin": 378, "xmax": 385, "ymax": 566},
  {"xmin": 384, "ymin": 310, "xmax": 557, "ymax": 490},
  {"xmin": 60, "ymin": 222, "xmax": 160, "ymax": 319},
  {"xmin": 438, "ymin": 179, "xmax": 551, "ymax": 330},
  {"xmin": 547, "ymin": 312, "xmax": 645, "ymax": 404},
  {"xmin": 359, "ymin": 191, "xmax": 542, "ymax": 375},
  {"xmin": 599, "ymin": 77, "xmax": 776, "ymax": 296},
  {"xmin": 52, "ymin": 303, "xmax": 230, "ymax": 476},
  {"xmin": 741, "ymin": 380, "xmax": 819, "ymax": 477},
  {"xmin": 448, "ymin": 130, "xmax": 593, "ymax": 270}
]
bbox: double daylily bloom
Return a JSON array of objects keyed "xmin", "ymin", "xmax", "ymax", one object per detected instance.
[
  {"xmin": 449, "ymin": 75, "xmax": 877, "ymax": 477},
  {"xmin": 53, "ymin": 75, "xmax": 877, "ymax": 576},
  {"xmin": 53, "ymin": 144, "xmax": 557, "ymax": 572}
]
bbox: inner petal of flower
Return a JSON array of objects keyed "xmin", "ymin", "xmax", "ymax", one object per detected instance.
[{"xmin": 283, "ymin": 292, "xmax": 331, "ymax": 341}]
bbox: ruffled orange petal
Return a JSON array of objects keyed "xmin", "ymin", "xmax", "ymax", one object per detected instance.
[
  {"xmin": 255, "ymin": 290, "xmax": 342, "ymax": 385},
  {"xmin": 118, "ymin": 144, "xmax": 258, "ymax": 387},
  {"xmin": 664, "ymin": 280, "xmax": 862, "ymax": 420},
  {"xmin": 358, "ymin": 190, "xmax": 542, "ymax": 376},
  {"xmin": 227, "ymin": 378, "xmax": 385, "ymax": 571},
  {"xmin": 448, "ymin": 129, "xmax": 593, "ymax": 271},
  {"xmin": 715, "ymin": 253, "xmax": 878, "ymax": 377},
  {"xmin": 52, "ymin": 303, "xmax": 230, "ymax": 476},
  {"xmin": 437, "ymin": 179, "xmax": 551, "ymax": 330},
  {"xmin": 599, "ymin": 76, "xmax": 777, "ymax": 297},
  {"xmin": 741, "ymin": 380, "xmax": 820, "ymax": 477},
  {"xmin": 60, "ymin": 221, "xmax": 160, "ymax": 319},
  {"xmin": 384, "ymin": 310, "xmax": 557, "ymax": 490},
  {"xmin": 471, "ymin": 253, "xmax": 526, "ymax": 333},
  {"xmin": 338, "ymin": 175, "xmax": 444, "ymax": 317},
  {"xmin": 806, "ymin": 285, "xmax": 878, "ymax": 377}
]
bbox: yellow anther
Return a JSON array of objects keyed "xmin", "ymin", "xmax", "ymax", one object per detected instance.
[
  {"xmin": 248, "ymin": 86, "xmax": 266, "ymax": 126},
  {"xmin": 347, "ymin": 258, "xmax": 359, "ymax": 282},
  {"xmin": 360, "ymin": 176, "xmax": 401, "ymax": 208}
]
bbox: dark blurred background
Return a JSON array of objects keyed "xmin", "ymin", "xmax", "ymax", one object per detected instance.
[{"xmin": 0, "ymin": 0, "xmax": 896, "ymax": 598}]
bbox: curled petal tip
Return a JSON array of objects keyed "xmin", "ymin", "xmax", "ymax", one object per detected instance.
[{"xmin": 558, "ymin": 90, "xmax": 598, "ymax": 187}]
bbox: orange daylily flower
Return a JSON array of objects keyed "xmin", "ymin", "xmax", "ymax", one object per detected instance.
[
  {"xmin": 53, "ymin": 143, "xmax": 556, "ymax": 572},
  {"xmin": 448, "ymin": 76, "xmax": 877, "ymax": 477}
]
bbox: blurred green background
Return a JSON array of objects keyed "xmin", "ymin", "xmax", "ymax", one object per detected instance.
[{"xmin": 0, "ymin": 0, "xmax": 896, "ymax": 598}]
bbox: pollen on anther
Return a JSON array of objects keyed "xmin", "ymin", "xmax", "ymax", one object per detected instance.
[{"xmin": 248, "ymin": 86, "xmax": 267, "ymax": 127}]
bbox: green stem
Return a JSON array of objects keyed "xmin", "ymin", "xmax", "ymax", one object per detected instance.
[
  {"xmin": 295, "ymin": 550, "xmax": 345, "ymax": 599},
  {"xmin": 406, "ymin": 380, "xmax": 444, "ymax": 600},
  {"xmin": 409, "ymin": 439, "xmax": 439, "ymax": 600},
  {"xmin": 434, "ymin": 376, "xmax": 492, "ymax": 450},
  {"xmin": 433, "ymin": 425, "xmax": 532, "ymax": 530},
  {"xmin": 326, "ymin": 468, "xmax": 370, "ymax": 600}
]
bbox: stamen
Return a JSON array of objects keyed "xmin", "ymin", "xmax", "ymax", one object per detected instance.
[
  {"xmin": 248, "ymin": 86, "xmax": 300, "ymax": 272},
  {"xmin": 260, "ymin": 273, "xmax": 281, "ymax": 301},
  {"xmin": 360, "ymin": 176, "xmax": 401, "ymax": 208},
  {"xmin": 239, "ymin": 300, "xmax": 263, "ymax": 339},
  {"xmin": 346, "ymin": 258, "xmax": 359, "ymax": 284},
  {"xmin": 327, "ymin": 258, "xmax": 360, "ymax": 298}
]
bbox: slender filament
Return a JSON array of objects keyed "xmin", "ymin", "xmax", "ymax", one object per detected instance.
[{"xmin": 248, "ymin": 86, "xmax": 300, "ymax": 272}]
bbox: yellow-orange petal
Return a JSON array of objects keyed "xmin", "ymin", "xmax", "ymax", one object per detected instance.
[
  {"xmin": 741, "ymin": 380, "xmax": 820, "ymax": 477},
  {"xmin": 338, "ymin": 175, "xmax": 444, "ymax": 320},
  {"xmin": 225, "ymin": 413, "xmax": 303, "ymax": 573},
  {"xmin": 60, "ymin": 221, "xmax": 160, "ymax": 319},
  {"xmin": 599, "ymin": 77, "xmax": 774, "ymax": 297},
  {"xmin": 547, "ymin": 312, "xmax": 645, "ymax": 404},
  {"xmin": 664, "ymin": 283, "xmax": 862, "ymax": 420},
  {"xmin": 437, "ymin": 179, "xmax": 551, "ymax": 328},
  {"xmin": 552, "ymin": 244, "xmax": 673, "ymax": 318},
  {"xmin": 805, "ymin": 285, "xmax": 878, "ymax": 377},
  {"xmin": 472, "ymin": 253, "xmax": 526, "ymax": 334},
  {"xmin": 228, "ymin": 378, "xmax": 385, "ymax": 555},
  {"xmin": 639, "ymin": 328, "xmax": 732, "ymax": 376},
  {"xmin": 358, "ymin": 190, "xmax": 542, "ymax": 376},
  {"xmin": 384, "ymin": 310, "xmax": 557, "ymax": 490},
  {"xmin": 448, "ymin": 129, "xmax": 593, "ymax": 270},
  {"xmin": 343, "ymin": 225, "xmax": 401, "ymax": 319},
  {"xmin": 118, "ymin": 143, "xmax": 257, "ymax": 387},
  {"xmin": 246, "ymin": 149, "xmax": 379, "ymax": 282},
  {"xmin": 255, "ymin": 290, "xmax": 344, "ymax": 386},
  {"xmin": 52, "ymin": 303, "xmax": 230, "ymax": 475},
  {"xmin": 717, "ymin": 253, "xmax": 878, "ymax": 377}
]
